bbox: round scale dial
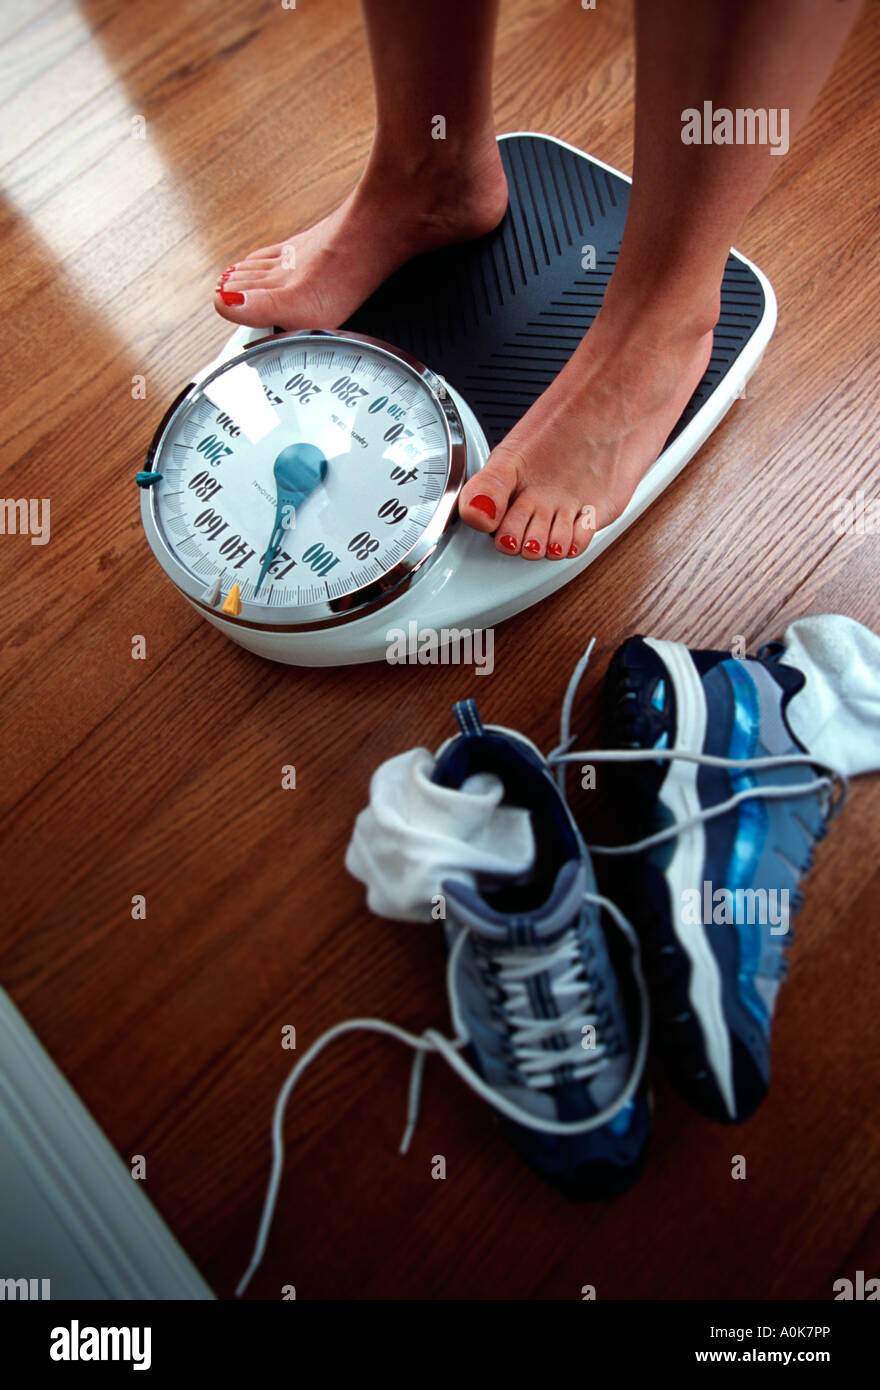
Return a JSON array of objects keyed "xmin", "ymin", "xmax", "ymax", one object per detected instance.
[{"xmin": 142, "ymin": 330, "xmax": 468, "ymax": 629}]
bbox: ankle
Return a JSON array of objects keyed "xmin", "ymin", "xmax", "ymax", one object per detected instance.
[
  {"xmin": 368, "ymin": 129, "xmax": 504, "ymax": 193},
  {"xmin": 363, "ymin": 138, "xmax": 508, "ymax": 238},
  {"xmin": 600, "ymin": 264, "xmax": 721, "ymax": 345}
]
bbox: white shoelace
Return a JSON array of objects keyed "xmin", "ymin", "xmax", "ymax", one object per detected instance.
[
  {"xmin": 547, "ymin": 638, "xmax": 848, "ymax": 854},
  {"xmin": 491, "ymin": 933, "xmax": 607, "ymax": 1084},
  {"xmin": 552, "ymin": 747, "xmax": 845, "ymax": 855},
  {"xmin": 237, "ymin": 640, "xmax": 847, "ymax": 1296},
  {"xmin": 236, "ymin": 889, "xmax": 649, "ymax": 1296}
]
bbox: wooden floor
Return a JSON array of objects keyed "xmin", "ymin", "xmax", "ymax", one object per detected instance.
[{"xmin": 2, "ymin": 0, "xmax": 879, "ymax": 1301}]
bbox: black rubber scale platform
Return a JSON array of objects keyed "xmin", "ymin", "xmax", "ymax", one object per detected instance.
[{"xmin": 343, "ymin": 134, "xmax": 766, "ymax": 449}]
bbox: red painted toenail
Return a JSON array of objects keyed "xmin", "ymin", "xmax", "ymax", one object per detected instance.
[
  {"xmin": 220, "ymin": 270, "xmax": 232, "ymax": 283},
  {"xmin": 470, "ymin": 494, "xmax": 497, "ymax": 521},
  {"xmin": 219, "ymin": 290, "xmax": 246, "ymax": 306},
  {"xmin": 523, "ymin": 539, "xmax": 542, "ymax": 555},
  {"xmin": 568, "ymin": 544, "xmax": 579, "ymax": 557},
  {"xmin": 498, "ymin": 535, "xmax": 518, "ymax": 553},
  {"xmin": 548, "ymin": 542, "xmax": 564, "ymax": 557}
]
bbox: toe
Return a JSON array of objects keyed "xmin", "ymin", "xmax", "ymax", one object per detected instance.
[
  {"xmin": 246, "ymin": 243, "xmax": 284, "ymax": 261},
  {"xmin": 568, "ymin": 502, "xmax": 599, "ymax": 557},
  {"xmin": 494, "ymin": 494, "xmax": 535, "ymax": 557},
  {"xmin": 214, "ymin": 285, "xmax": 285, "ymax": 328},
  {"xmin": 220, "ymin": 268, "xmax": 280, "ymax": 290},
  {"xmin": 223, "ymin": 260, "xmax": 278, "ymax": 280},
  {"xmin": 518, "ymin": 501, "xmax": 554, "ymax": 560},
  {"xmin": 546, "ymin": 506, "xmax": 578, "ymax": 560},
  {"xmin": 459, "ymin": 451, "xmax": 520, "ymax": 533}
]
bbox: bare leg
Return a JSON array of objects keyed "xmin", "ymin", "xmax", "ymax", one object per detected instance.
[
  {"xmin": 214, "ymin": 0, "xmax": 507, "ymax": 328},
  {"xmin": 459, "ymin": 0, "xmax": 863, "ymax": 560}
]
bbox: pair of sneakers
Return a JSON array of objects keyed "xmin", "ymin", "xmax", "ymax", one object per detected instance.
[
  {"xmin": 346, "ymin": 630, "xmax": 845, "ymax": 1200},
  {"xmin": 237, "ymin": 621, "xmax": 862, "ymax": 1293},
  {"xmin": 353, "ymin": 631, "xmax": 845, "ymax": 1195}
]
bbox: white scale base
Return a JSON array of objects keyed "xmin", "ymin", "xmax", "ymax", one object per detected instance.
[{"xmin": 188, "ymin": 137, "xmax": 776, "ymax": 667}]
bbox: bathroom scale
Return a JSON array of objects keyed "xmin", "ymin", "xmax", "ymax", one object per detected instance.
[{"xmin": 139, "ymin": 133, "xmax": 776, "ymax": 666}]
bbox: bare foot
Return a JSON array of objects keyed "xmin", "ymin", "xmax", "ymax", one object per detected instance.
[
  {"xmin": 213, "ymin": 144, "xmax": 508, "ymax": 329},
  {"xmin": 458, "ymin": 281, "xmax": 718, "ymax": 560}
]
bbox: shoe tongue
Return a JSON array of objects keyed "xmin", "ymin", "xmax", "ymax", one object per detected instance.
[{"xmin": 442, "ymin": 860, "xmax": 587, "ymax": 944}]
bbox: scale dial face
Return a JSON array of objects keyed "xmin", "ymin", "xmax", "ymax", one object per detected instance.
[{"xmin": 141, "ymin": 330, "xmax": 468, "ymax": 630}]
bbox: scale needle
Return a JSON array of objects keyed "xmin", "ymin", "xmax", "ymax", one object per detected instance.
[{"xmin": 253, "ymin": 443, "xmax": 328, "ymax": 597}]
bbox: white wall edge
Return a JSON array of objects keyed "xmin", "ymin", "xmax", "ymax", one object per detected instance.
[{"xmin": 0, "ymin": 988, "xmax": 215, "ymax": 1300}]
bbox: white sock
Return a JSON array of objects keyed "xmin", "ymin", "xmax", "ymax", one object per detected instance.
[
  {"xmin": 781, "ymin": 615, "xmax": 880, "ymax": 777},
  {"xmin": 345, "ymin": 748, "xmax": 535, "ymax": 922}
]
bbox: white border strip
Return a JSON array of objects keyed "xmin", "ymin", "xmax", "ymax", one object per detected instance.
[{"xmin": 0, "ymin": 989, "xmax": 214, "ymax": 1300}]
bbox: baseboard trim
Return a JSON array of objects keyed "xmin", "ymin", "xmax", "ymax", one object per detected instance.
[{"xmin": 0, "ymin": 988, "xmax": 214, "ymax": 1300}]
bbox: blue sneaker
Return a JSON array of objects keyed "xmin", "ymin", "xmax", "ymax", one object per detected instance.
[
  {"xmin": 599, "ymin": 635, "xmax": 843, "ymax": 1123},
  {"xmin": 430, "ymin": 697, "xmax": 650, "ymax": 1197}
]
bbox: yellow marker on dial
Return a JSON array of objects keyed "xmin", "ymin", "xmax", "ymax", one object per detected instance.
[{"xmin": 222, "ymin": 583, "xmax": 242, "ymax": 617}]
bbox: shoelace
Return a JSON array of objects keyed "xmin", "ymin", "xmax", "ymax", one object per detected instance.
[
  {"xmin": 237, "ymin": 640, "xmax": 847, "ymax": 1295},
  {"xmin": 547, "ymin": 639, "xmax": 849, "ymax": 856},
  {"xmin": 489, "ymin": 933, "xmax": 608, "ymax": 1085},
  {"xmin": 236, "ymin": 887, "xmax": 649, "ymax": 1296}
]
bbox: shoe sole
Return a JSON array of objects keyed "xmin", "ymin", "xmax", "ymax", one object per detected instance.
[
  {"xmin": 641, "ymin": 638, "xmax": 739, "ymax": 1120},
  {"xmin": 604, "ymin": 637, "xmax": 771, "ymax": 1122}
]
